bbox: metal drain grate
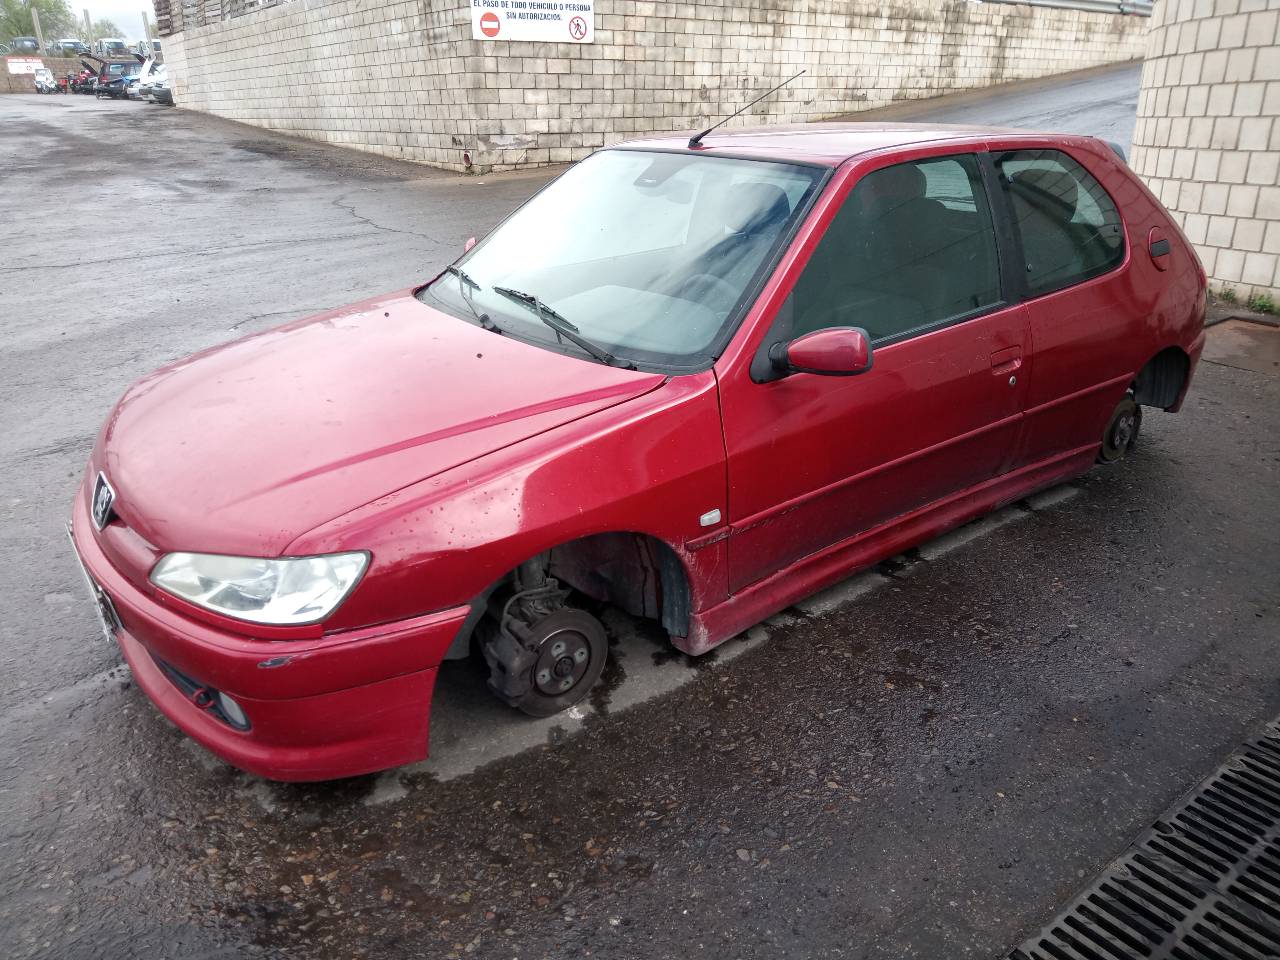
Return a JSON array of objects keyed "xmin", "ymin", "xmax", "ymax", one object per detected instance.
[{"xmin": 1011, "ymin": 719, "xmax": 1280, "ymax": 960}]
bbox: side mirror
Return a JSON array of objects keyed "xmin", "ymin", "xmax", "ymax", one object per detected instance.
[
  {"xmin": 769, "ymin": 327, "xmax": 872, "ymax": 377},
  {"xmin": 463, "ymin": 237, "xmax": 477, "ymax": 253}
]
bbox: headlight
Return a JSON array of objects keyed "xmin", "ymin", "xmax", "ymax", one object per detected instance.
[{"xmin": 150, "ymin": 551, "xmax": 368, "ymax": 626}]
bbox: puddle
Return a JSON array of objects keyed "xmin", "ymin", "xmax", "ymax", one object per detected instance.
[
  {"xmin": 1203, "ymin": 319, "xmax": 1280, "ymax": 376},
  {"xmin": 406, "ymin": 617, "xmax": 769, "ymax": 783}
]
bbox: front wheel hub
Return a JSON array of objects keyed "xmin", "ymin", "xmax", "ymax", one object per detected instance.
[
  {"xmin": 488, "ymin": 608, "xmax": 608, "ymax": 717},
  {"xmin": 534, "ymin": 631, "xmax": 593, "ymax": 695}
]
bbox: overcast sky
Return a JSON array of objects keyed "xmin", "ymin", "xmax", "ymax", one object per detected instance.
[{"xmin": 74, "ymin": 1, "xmax": 155, "ymax": 40}]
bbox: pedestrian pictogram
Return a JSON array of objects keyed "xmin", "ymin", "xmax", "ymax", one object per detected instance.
[{"xmin": 472, "ymin": 0, "xmax": 594, "ymax": 43}]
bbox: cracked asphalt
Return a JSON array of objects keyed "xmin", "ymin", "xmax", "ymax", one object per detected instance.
[{"xmin": 3, "ymin": 64, "xmax": 1278, "ymax": 960}]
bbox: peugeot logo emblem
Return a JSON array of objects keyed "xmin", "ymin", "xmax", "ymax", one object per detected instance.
[{"xmin": 91, "ymin": 472, "xmax": 116, "ymax": 531}]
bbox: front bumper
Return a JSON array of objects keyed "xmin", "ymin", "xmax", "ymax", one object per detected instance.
[{"xmin": 70, "ymin": 490, "xmax": 469, "ymax": 781}]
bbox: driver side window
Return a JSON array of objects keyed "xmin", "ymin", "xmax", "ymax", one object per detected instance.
[{"xmin": 788, "ymin": 153, "xmax": 1002, "ymax": 345}]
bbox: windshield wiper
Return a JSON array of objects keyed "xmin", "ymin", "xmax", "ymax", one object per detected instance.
[
  {"xmin": 492, "ymin": 286, "xmax": 633, "ymax": 368},
  {"xmin": 444, "ymin": 265, "xmax": 502, "ymax": 333},
  {"xmin": 445, "ymin": 263, "xmax": 479, "ymax": 290}
]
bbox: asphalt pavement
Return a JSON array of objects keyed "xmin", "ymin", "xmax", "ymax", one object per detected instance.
[
  {"xmin": 3, "ymin": 62, "xmax": 1278, "ymax": 960},
  {"xmin": 844, "ymin": 61, "xmax": 1141, "ymax": 151}
]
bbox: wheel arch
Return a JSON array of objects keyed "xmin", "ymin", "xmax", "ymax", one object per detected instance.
[
  {"xmin": 1133, "ymin": 345, "xmax": 1191, "ymax": 410},
  {"xmin": 443, "ymin": 530, "xmax": 694, "ymax": 660}
]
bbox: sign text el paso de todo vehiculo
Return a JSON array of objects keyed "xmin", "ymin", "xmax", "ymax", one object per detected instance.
[{"xmin": 471, "ymin": 0, "xmax": 595, "ymax": 43}]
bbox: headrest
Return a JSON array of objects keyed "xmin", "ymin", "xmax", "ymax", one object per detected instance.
[
  {"xmin": 860, "ymin": 163, "xmax": 928, "ymax": 218},
  {"xmin": 1012, "ymin": 167, "xmax": 1078, "ymax": 217},
  {"xmin": 724, "ymin": 182, "xmax": 792, "ymax": 236}
]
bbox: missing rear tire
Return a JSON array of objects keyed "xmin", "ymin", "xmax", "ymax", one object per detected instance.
[{"xmin": 1097, "ymin": 394, "xmax": 1141, "ymax": 464}]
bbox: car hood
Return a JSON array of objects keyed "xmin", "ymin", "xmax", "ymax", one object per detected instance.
[{"xmin": 98, "ymin": 290, "xmax": 666, "ymax": 557}]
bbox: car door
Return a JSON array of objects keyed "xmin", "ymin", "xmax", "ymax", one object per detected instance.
[
  {"xmin": 716, "ymin": 150, "xmax": 1030, "ymax": 593},
  {"xmin": 990, "ymin": 146, "xmax": 1135, "ymax": 469}
]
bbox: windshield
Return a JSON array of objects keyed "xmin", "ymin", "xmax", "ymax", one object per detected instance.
[{"xmin": 419, "ymin": 150, "xmax": 825, "ymax": 369}]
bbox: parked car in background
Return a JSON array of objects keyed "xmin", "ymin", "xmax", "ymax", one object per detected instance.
[
  {"xmin": 91, "ymin": 56, "xmax": 143, "ymax": 99},
  {"xmin": 69, "ymin": 124, "xmax": 1207, "ymax": 781},
  {"xmin": 152, "ymin": 76, "xmax": 173, "ymax": 105},
  {"xmin": 33, "ymin": 67, "xmax": 60, "ymax": 93},
  {"xmin": 93, "ymin": 38, "xmax": 128, "ymax": 57},
  {"xmin": 138, "ymin": 63, "xmax": 167, "ymax": 102},
  {"xmin": 130, "ymin": 58, "xmax": 158, "ymax": 99},
  {"xmin": 10, "ymin": 36, "xmax": 40, "ymax": 53},
  {"xmin": 51, "ymin": 38, "xmax": 90, "ymax": 55}
]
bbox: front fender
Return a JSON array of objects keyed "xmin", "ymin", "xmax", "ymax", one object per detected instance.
[{"xmin": 290, "ymin": 373, "xmax": 729, "ymax": 632}]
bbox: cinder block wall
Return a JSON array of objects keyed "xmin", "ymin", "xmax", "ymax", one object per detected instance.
[
  {"xmin": 1131, "ymin": 0, "xmax": 1280, "ymax": 302},
  {"xmin": 164, "ymin": 0, "xmax": 1148, "ymax": 173}
]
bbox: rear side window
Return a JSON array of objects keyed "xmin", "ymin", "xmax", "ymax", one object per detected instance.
[
  {"xmin": 788, "ymin": 153, "xmax": 1002, "ymax": 344},
  {"xmin": 996, "ymin": 150, "xmax": 1125, "ymax": 297}
]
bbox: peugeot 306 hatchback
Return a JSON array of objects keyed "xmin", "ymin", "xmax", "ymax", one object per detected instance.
[{"xmin": 70, "ymin": 124, "xmax": 1206, "ymax": 780}]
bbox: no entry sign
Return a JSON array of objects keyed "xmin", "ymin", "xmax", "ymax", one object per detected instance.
[{"xmin": 470, "ymin": 0, "xmax": 595, "ymax": 43}]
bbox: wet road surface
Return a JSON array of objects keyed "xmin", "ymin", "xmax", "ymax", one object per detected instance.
[
  {"xmin": 3, "ymin": 63, "xmax": 1279, "ymax": 959},
  {"xmin": 846, "ymin": 61, "xmax": 1142, "ymax": 150}
]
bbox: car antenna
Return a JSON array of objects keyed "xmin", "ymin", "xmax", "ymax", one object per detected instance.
[{"xmin": 688, "ymin": 70, "xmax": 806, "ymax": 150}]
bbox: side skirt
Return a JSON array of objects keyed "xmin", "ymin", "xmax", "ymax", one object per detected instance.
[{"xmin": 679, "ymin": 444, "xmax": 1097, "ymax": 656}]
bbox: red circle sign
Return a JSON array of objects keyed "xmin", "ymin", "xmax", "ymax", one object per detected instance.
[
  {"xmin": 569, "ymin": 16, "xmax": 587, "ymax": 40},
  {"xmin": 480, "ymin": 11, "xmax": 501, "ymax": 37}
]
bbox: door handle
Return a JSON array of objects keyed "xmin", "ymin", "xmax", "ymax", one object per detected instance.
[{"xmin": 990, "ymin": 346, "xmax": 1022, "ymax": 376}]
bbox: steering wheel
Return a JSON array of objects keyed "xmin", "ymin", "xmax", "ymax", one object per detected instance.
[{"xmin": 673, "ymin": 272, "xmax": 739, "ymax": 311}]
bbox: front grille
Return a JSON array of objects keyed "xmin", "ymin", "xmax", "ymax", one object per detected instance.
[
  {"xmin": 151, "ymin": 654, "xmax": 250, "ymax": 731},
  {"xmin": 1011, "ymin": 720, "xmax": 1280, "ymax": 960}
]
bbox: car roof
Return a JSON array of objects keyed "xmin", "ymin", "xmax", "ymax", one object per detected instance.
[{"xmin": 613, "ymin": 122, "xmax": 1070, "ymax": 167}]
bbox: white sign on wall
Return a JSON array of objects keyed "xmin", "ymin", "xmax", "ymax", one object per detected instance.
[
  {"xmin": 6, "ymin": 57, "xmax": 43, "ymax": 75},
  {"xmin": 471, "ymin": 0, "xmax": 595, "ymax": 43}
]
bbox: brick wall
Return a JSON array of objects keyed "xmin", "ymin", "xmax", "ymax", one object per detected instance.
[
  {"xmin": 163, "ymin": 0, "xmax": 1148, "ymax": 173},
  {"xmin": 1131, "ymin": 0, "xmax": 1280, "ymax": 302}
]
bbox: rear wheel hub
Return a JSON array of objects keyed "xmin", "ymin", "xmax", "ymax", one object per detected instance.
[{"xmin": 1097, "ymin": 394, "xmax": 1141, "ymax": 464}]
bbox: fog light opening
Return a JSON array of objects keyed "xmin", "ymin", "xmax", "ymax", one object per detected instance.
[
  {"xmin": 216, "ymin": 691, "xmax": 249, "ymax": 730},
  {"xmin": 152, "ymin": 654, "xmax": 252, "ymax": 731}
]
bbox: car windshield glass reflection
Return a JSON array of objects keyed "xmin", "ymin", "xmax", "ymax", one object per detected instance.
[{"xmin": 420, "ymin": 150, "xmax": 823, "ymax": 368}]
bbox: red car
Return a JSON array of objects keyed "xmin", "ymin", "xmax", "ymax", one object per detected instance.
[{"xmin": 70, "ymin": 124, "xmax": 1206, "ymax": 781}]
